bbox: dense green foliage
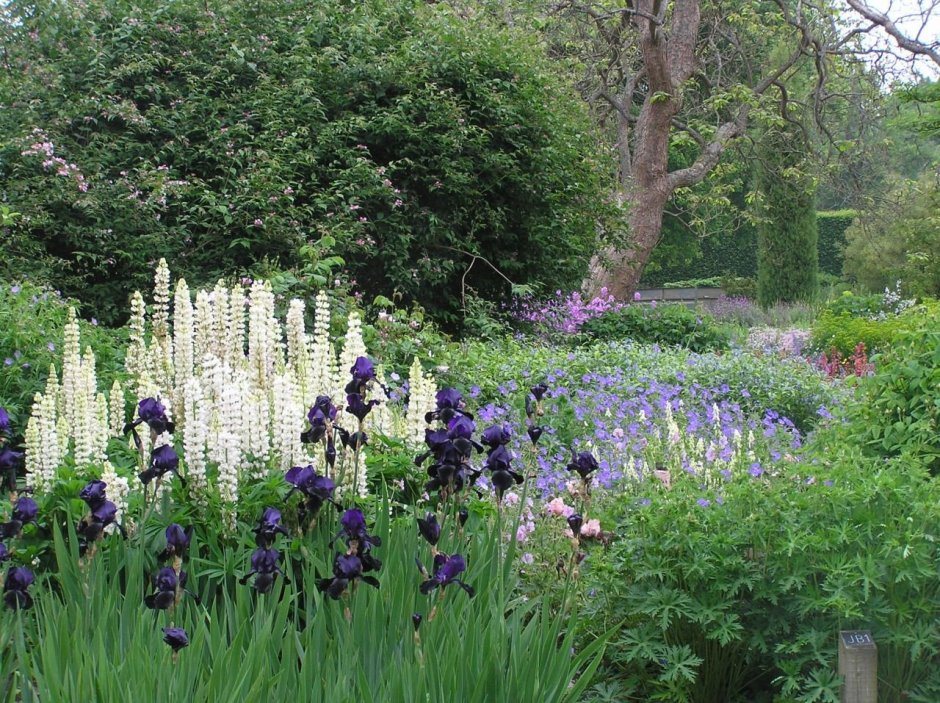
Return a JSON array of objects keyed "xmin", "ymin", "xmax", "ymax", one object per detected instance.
[
  {"xmin": 816, "ymin": 210, "xmax": 854, "ymax": 276},
  {"xmin": 842, "ymin": 176, "xmax": 940, "ymax": 296},
  {"xmin": 809, "ymin": 312, "xmax": 907, "ymax": 357},
  {"xmin": 0, "ymin": 0, "xmax": 611, "ymax": 328},
  {"xmin": 582, "ymin": 445, "xmax": 940, "ymax": 703},
  {"xmin": 755, "ymin": 125, "xmax": 819, "ymax": 307},
  {"xmin": 1, "ymin": 511, "xmax": 602, "ymax": 701},
  {"xmin": 580, "ymin": 304, "xmax": 730, "ymax": 353},
  {"xmin": 0, "ymin": 280, "xmax": 126, "ymax": 425},
  {"xmin": 843, "ymin": 313, "xmax": 940, "ymax": 475}
]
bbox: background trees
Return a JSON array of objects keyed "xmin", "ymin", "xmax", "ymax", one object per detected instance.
[{"xmin": 0, "ymin": 0, "xmax": 612, "ymax": 327}]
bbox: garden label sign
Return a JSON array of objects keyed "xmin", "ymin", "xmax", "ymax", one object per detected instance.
[{"xmin": 838, "ymin": 630, "xmax": 877, "ymax": 703}]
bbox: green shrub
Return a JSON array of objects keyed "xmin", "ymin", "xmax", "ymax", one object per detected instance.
[
  {"xmin": 0, "ymin": 280, "xmax": 126, "ymax": 428},
  {"xmin": 661, "ymin": 277, "xmax": 722, "ymax": 289},
  {"xmin": 755, "ymin": 125, "xmax": 819, "ymax": 307},
  {"xmin": 0, "ymin": 0, "xmax": 613, "ymax": 329},
  {"xmin": 580, "ymin": 304, "xmax": 730, "ymax": 353},
  {"xmin": 824, "ymin": 291, "xmax": 888, "ymax": 318},
  {"xmin": 844, "ymin": 314, "xmax": 940, "ymax": 474},
  {"xmin": 719, "ymin": 275, "xmax": 757, "ymax": 299},
  {"xmin": 817, "ymin": 210, "xmax": 855, "ymax": 276},
  {"xmin": 582, "ymin": 447, "xmax": 940, "ymax": 702},
  {"xmin": 809, "ymin": 311, "xmax": 907, "ymax": 357}
]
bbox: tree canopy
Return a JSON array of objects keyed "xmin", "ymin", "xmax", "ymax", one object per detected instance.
[{"xmin": 0, "ymin": 0, "xmax": 613, "ymax": 327}]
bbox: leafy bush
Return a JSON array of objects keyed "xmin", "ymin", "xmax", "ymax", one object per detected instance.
[
  {"xmin": 824, "ymin": 291, "xmax": 887, "ymax": 318},
  {"xmin": 0, "ymin": 0, "xmax": 613, "ymax": 328},
  {"xmin": 661, "ymin": 277, "xmax": 721, "ymax": 289},
  {"xmin": 844, "ymin": 315, "xmax": 940, "ymax": 474},
  {"xmin": 719, "ymin": 275, "xmax": 757, "ymax": 299},
  {"xmin": 809, "ymin": 311, "xmax": 907, "ymax": 357},
  {"xmin": 582, "ymin": 446, "xmax": 940, "ymax": 702},
  {"xmin": 0, "ymin": 280, "xmax": 126, "ymax": 426},
  {"xmin": 842, "ymin": 176, "xmax": 940, "ymax": 296},
  {"xmin": 580, "ymin": 304, "xmax": 730, "ymax": 353}
]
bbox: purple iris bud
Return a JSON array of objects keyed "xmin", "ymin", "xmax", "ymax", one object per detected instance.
[
  {"xmin": 0, "ymin": 406, "xmax": 10, "ymax": 434},
  {"xmin": 458, "ymin": 508, "xmax": 469, "ymax": 527},
  {"xmin": 417, "ymin": 512, "xmax": 441, "ymax": 546},
  {"xmin": 79, "ymin": 479, "xmax": 107, "ymax": 508},
  {"xmin": 346, "ymin": 393, "xmax": 378, "ymax": 422},
  {"xmin": 566, "ymin": 451, "xmax": 599, "ymax": 480},
  {"xmin": 0, "ymin": 543, "xmax": 8, "ymax": 562},
  {"xmin": 447, "ymin": 415, "xmax": 475, "ymax": 440},
  {"xmin": 412, "ymin": 613, "xmax": 423, "ymax": 631},
  {"xmin": 162, "ymin": 627, "xmax": 189, "ymax": 652},
  {"xmin": 12, "ymin": 497, "xmax": 38, "ymax": 525},
  {"xmin": 285, "ymin": 464, "xmax": 336, "ymax": 518},
  {"xmin": 567, "ymin": 513, "xmax": 583, "ymax": 537},
  {"xmin": 3, "ymin": 566, "xmax": 34, "ymax": 610},
  {"xmin": 139, "ymin": 444, "xmax": 180, "ymax": 485},
  {"xmin": 527, "ymin": 426, "xmax": 544, "ymax": 445},
  {"xmin": 530, "ymin": 383, "xmax": 549, "ymax": 401},
  {"xmin": 481, "ymin": 424, "xmax": 512, "ymax": 448},
  {"xmin": 419, "ymin": 553, "xmax": 474, "ymax": 597},
  {"xmin": 159, "ymin": 523, "xmax": 193, "ymax": 560}
]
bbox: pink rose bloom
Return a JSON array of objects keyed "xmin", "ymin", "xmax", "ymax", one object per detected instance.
[
  {"xmin": 581, "ymin": 519, "xmax": 602, "ymax": 538},
  {"xmin": 545, "ymin": 497, "xmax": 574, "ymax": 518}
]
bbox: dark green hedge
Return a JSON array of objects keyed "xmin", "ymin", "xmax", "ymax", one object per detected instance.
[
  {"xmin": 641, "ymin": 210, "xmax": 856, "ymax": 287},
  {"xmin": 817, "ymin": 210, "xmax": 856, "ymax": 276}
]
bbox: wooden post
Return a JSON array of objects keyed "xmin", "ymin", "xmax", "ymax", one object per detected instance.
[{"xmin": 839, "ymin": 630, "xmax": 877, "ymax": 703}]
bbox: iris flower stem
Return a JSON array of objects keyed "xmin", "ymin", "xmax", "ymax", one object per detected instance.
[{"xmin": 138, "ymin": 476, "xmax": 163, "ymax": 546}]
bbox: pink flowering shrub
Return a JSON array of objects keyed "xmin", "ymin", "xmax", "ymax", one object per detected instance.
[{"xmin": 509, "ymin": 288, "xmax": 626, "ymax": 335}]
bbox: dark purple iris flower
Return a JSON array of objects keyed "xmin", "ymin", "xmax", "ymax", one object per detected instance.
[
  {"xmin": 337, "ymin": 428, "xmax": 369, "ymax": 450},
  {"xmin": 345, "ymin": 356, "xmax": 377, "ymax": 395},
  {"xmin": 316, "ymin": 552, "xmax": 380, "ymax": 599},
  {"xmin": 417, "ymin": 425, "xmax": 481, "ymax": 495},
  {"xmin": 302, "ymin": 396, "xmax": 338, "ymax": 444},
  {"xmin": 12, "ymin": 497, "xmax": 37, "ymax": 524},
  {"xmin": 417, "ymin": 512, "xmax": 441, "ymax": 546},
  {"xmin": 285, "ymin": 464, "xmax": 338, "ymax": 519},
  {"xmin": 79, "ymin": 479, "xmax": 107, "ymax": 509},
  {"xmin": 447, "ymin": 415, "xmax": 475, "ymax": 441},
  {"xmin": 240, "ymin": 547, "xmax": 288, "ymax": 593},
  {"xmin": 337, "ymin": 509, "xmax": 381, "ymax": 549},
  {"xmin": 481, "ymin": 424, "xmax": 511, "ymax": 448},
  {"xmin": 346, "ymin": 393, "xmax": 379, "ymax": 423},
  {"xmin": 2, "ymin": 496, "xmax": 37, "ymax": 538},
  {"xmin": 145, "ymin": 567, "xmax": 196, "ymax": 610},
  {"xmin": 567, "ymin": 513, "xmax": 583, "ymax": 537},
  {"xmin": 0, "ymin": 406, "xmax": 10, "ymax": 434},
  {"xmin": 0, "ymin": 543, "xmax": 9, "ymax": 562},
  {"xmin": 252, "ymin": 508, "xmax": 289, "ymax": 548},
  {"xmin": 3, "ymin": 566, "xmax": 34, "ymax": 610},
  {"xmin": 162, "ymin": 627, "xmax": 189, "ymax": 652},
  {"xmin": 425, "ymin": 387, "xmax": 473, "ymax": 425},
  {"xmin": 567, "ymin": 451, "xmax": 599, "ymax": 481},
  {"xmin": 530, "ymin": 383, "xmax": 549, "ymax": 402},
  {"xmin": 0, "ymin": 447, "xmax": 21, "ymax": 492},
  {"xmin": 158, "ymin": 524, "xmax": 193, "ymax": 561},
  {"xmin": 124, "ymin": 398, "xmax": 175, "ymax": 437},
  {"xmin": 138, "ymin": 444, "xmax": 183, "ymax": 486},
  {"xmin": 419, "ymin": 553, "xmax": 474, "ymax": 597},
  {"xmin": 484, "ymin": 445, "xmax": 523, "ymax": 500}
]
